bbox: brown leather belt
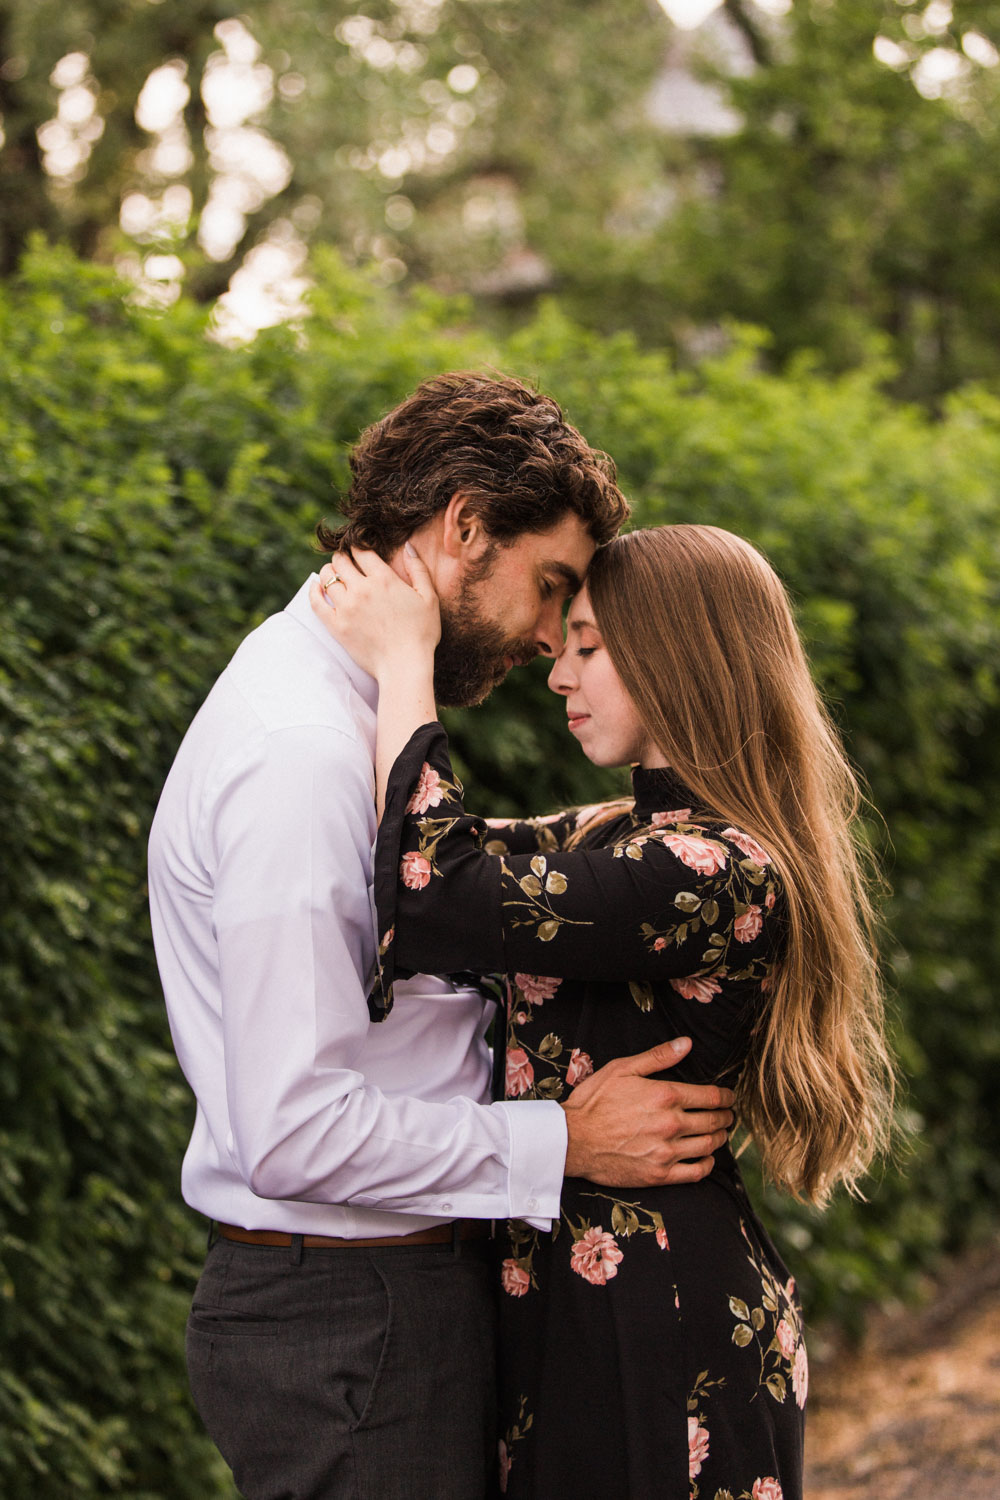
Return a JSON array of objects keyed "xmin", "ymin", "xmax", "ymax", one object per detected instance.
[{"xmin": 217, "ymin": 1220, "xmax": 490, "ymax": 1250}]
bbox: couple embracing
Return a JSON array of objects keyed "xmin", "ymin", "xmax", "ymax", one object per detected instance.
[{"xmin": 149, "ymin": 373, "xmax": 893, "ymax": 1499}]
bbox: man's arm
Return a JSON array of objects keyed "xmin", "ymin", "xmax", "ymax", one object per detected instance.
[{"xmin": 210, "ymin": 723, "xmax": 730, "ymax": 1217}]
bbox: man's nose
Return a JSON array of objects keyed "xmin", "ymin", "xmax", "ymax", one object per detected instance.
[{"xmin": 533, "ymin": 599, "xmax": 565, "ymax": 658}]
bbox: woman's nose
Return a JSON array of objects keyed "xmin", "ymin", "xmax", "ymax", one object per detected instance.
[{"xmin": 547, "ymin": 647, "xmax": 575, "ymax": 696}]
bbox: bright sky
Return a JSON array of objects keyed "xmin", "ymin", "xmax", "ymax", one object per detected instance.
[{"xmin": 656, "ymin": 0, "xmax": 791, "ymax": 27}]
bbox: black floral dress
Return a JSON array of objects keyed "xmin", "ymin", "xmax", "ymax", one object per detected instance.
[{"xmin": 372, "ymin": 725, "xmax": 806, "ymax": 1500}]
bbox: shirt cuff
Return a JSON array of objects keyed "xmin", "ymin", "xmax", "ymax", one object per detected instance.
[{"xmin": 497, "ymin": 1099, "xmax": 567, "ymax": 1230}]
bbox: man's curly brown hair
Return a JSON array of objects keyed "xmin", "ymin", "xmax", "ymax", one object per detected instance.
[{"xmin": 316, "ymin": 371, "xmax": 629, "ymax": 557}]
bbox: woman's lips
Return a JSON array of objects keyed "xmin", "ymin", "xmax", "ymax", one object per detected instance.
[{"xmin": 567, "ymin": 713, "xmax": 589, "ymax": 732}]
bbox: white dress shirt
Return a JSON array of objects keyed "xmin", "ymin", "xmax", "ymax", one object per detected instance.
[{"xmin": 148, "ymin": 577, "xmax": 567, "ymax": 1237}]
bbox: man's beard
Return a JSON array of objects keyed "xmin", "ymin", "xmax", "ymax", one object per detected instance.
[{"xmin": 433, "ymin": 574, "xmax": 537, "ymax": 709}]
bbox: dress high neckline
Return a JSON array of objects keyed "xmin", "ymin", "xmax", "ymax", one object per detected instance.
[{"xmin": 630, "ymin": 764, "xmax": 698, "ymax": 820}]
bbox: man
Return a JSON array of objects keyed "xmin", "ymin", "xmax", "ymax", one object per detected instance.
[{"xmin": 148, "ymin": 373, "xmax": 735, "ymax": 1500}]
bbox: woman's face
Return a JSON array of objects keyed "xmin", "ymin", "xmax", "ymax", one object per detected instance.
[{"xmin": 547, "ymin": 587, "xmax": 668, "ymax": 769}]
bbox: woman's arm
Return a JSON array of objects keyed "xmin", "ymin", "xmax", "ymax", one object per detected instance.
[{"xmin": 376, "ymin": 722, "xmax": 782, "ymax": 995}]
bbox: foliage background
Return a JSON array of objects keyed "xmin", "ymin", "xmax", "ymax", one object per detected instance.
[{"xmin": 2, "ymin": 0, "xmax": 1000, "ymax": 1494}]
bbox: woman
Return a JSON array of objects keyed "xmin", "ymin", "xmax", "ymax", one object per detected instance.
[{"xmin": 311, "ymin": 525, "xmax": 894, "ymax": 1500}]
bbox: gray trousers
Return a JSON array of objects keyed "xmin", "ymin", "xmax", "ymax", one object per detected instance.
[{"xmin": 186, "ymin": 1235, "xmax": 498, "ymax": 1500}]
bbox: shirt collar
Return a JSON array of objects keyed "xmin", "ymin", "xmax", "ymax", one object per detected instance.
[
  {"xmin": 630, "ymin": 763, "xmax": 698, "ymax": 819},
  {"xmin": 284, "ymin": 575, "xmax": 379, "ymax": 713}
]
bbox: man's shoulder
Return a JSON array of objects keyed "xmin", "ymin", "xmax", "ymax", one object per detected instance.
[{"xmin": 223, "ymin": 609, "xmax": 363, "ymax": 741}]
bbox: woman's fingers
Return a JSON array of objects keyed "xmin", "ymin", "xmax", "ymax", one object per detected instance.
[{"xmin": 401, "ymin": 542, "xmax": 437, "ymax": 603}]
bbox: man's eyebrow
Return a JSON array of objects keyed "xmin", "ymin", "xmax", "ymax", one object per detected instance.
[{"xmin": 544, "ymin": 561, "xmax": 584, "ymax": 593}]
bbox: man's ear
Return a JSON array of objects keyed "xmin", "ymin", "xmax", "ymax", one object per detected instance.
[{"xmin": 440, "ymin": 492, "xmax": 487, "ymax": 560}]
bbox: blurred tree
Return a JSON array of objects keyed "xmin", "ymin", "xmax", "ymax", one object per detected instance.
[
  {"xmin": 0, "ymin": 0, "xmax": 672, "ymax": 313},
  {"xmin": 0, "ymin": 1, "xmax": 229, "ymax": 275},
  {"xmin": 619, "ymin": 0, "xmax": 1000, "ymax": 402},
  {"xmin": 4, "ymin": 0, "xmax": 1000, "ymax": 400}
]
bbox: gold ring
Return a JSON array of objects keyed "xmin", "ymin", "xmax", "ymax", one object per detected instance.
[{"xmin": 323, "ymin": 572, "xmax": 342, "ymax": 593}]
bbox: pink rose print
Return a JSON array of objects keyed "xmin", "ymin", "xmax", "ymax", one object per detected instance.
[
  {"xmin": 505, "ymin": 1048, "xmax": 535, "ymax": 1098},
  {"xmin": 785, "ymin": 1277, "xmax": 796, "ymax": 1299},
  {"xmin": 688, "ymin": 1417, "xmax": 710, "ymax": 1479},
  {"xmin": 722, "ymin": 827, "xmax": 772, "ymax": 866},
  {"xmin": 653, "ymin": 937, "xmax": 668, "ymax": 952},
  {"xmin": 405, "ymin": 762, "xmax": 444, "ymax": 815},
  {"xmin": 651, "ymin": 809, "xmax": 692, "ymax": 826},
  {"xmin": 400, "ymin": 852, "xmax": 431, "ymax": 890},
  {"xmin": 669, "ymin": 975, "xmax": 722, "ymax": 1004},
  {"xmin": 498, "ymin": 1439, "xmax": 511, "ymax": 1494},
  {"xmin": 660, "ymin": 832, "xmax": 728, "ymax": 875},
  {"xmin": 575, "ymin": 803, "xmax": 606, "ymax": 828},
  {"xmin": 515, "ymin": 1011, "xmax": 528, "ymax": 1025},
  {"xmin": 775, "ymin": 1316, "xmax": 797, "ymax": 1361},
  {"xmin": 766, "ymin": 889, "xmax": 776, "ymax": 910},
  {"xmin": 514, "ymin": 973, "xmax": 562, "ymax": 1005},
  {"xmin": 570, "ymin": 1226, "xmax": 625, "ymax": 1286},
  {"xmin": 792, "ymin": 1342, "xmax": 809, "ymax": 1408},
  {"xmin": 565, "ymin": 1048, "xmax": 594, "ymax": 1087},
  {"xmin": 656, "ymin": 1225, "xmax": 670, "ymax": 1251},
  {"xmin": 751, "ymin": 1479, "xmax": 783, "ymax": 1500},
  {"xmin": 500, "ymin": 1259, "xmax": 530, "ymax": 1298},
  {"xmin": 734, "ymin": 905, "xmax": 764, "ymax": 943}
]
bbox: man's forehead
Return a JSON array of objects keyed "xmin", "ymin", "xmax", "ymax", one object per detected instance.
[{"xmin": 527, "ymin": 514, "xmax": 595, "ymax": 582}]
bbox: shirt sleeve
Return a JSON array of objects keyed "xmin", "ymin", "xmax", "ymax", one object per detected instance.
[
  {"xmin": 208, "ymin": 722, "xmax": 566, "ymax": 1223},
  {"xmin": 372, "ymin": 723, "xmax": 783, "ymax": 1010}
]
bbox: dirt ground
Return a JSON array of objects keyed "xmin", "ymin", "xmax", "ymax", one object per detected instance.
[{"xmin": 804, "ymin": 1241, "xmax": 1000, "ymax": 1499}]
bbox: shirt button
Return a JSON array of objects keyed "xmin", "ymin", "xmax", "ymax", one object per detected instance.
[
  {"xmin": 527, "ymin": 1197, "xmax": 539, "ymax": 1212},
  {"xmin": 441, "ymin": 1201, "xmax": 453, "ymax": 1213}
]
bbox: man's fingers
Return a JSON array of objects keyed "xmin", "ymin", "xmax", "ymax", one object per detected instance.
[
  {"xmin": 616, "ymin": 1037, "xmax": 692, "ymax": 1077},
  {"xmin": 655, "ymin": 1156, "xmax": 716, "ymax": 1185},
  {"xmin": 670, "ymin": 1109, "xmax": 734, "ymax": 1136},
  {"xmin": 666, "ymin": 1130, "xmax": 729, "ymax": 1160},
  {"xmin": 658, "ymin": 1080, "xmax": 735, "ymax": 1112}
]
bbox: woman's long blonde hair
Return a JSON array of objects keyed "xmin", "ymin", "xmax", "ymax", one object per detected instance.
[{"xmin": 586, "ymin": 525, "xmax": 895, "ymax": 1204}]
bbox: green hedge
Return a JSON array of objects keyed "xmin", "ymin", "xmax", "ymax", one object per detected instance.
[{"xmin": 2, "ymin": 245, "xmax": 998, "ymax": 1493}]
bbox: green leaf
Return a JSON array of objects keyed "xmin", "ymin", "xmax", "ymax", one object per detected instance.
[
  {"xmin": 732, "ymin": 1324, "xmax": 754, "ymax": 1347},
  {"xmin": 674, "ymin": 891, "xmax": 702, "ymax": 913},
  {"xmin": 728, "ymin": 1296, "xmax": 750, "ymax": 1321},
  {"xmin": 537, "ymin": 919, "xmax": 560, "ymax": 941},
  {"xmin": 545, "ymin": 870, "xmax": 568, "ymax": 895}
]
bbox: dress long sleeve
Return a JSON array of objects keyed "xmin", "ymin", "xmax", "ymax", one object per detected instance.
[{"xmin": 370, "ymin": 723, "xmax": 781, "ymax": 1020}]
